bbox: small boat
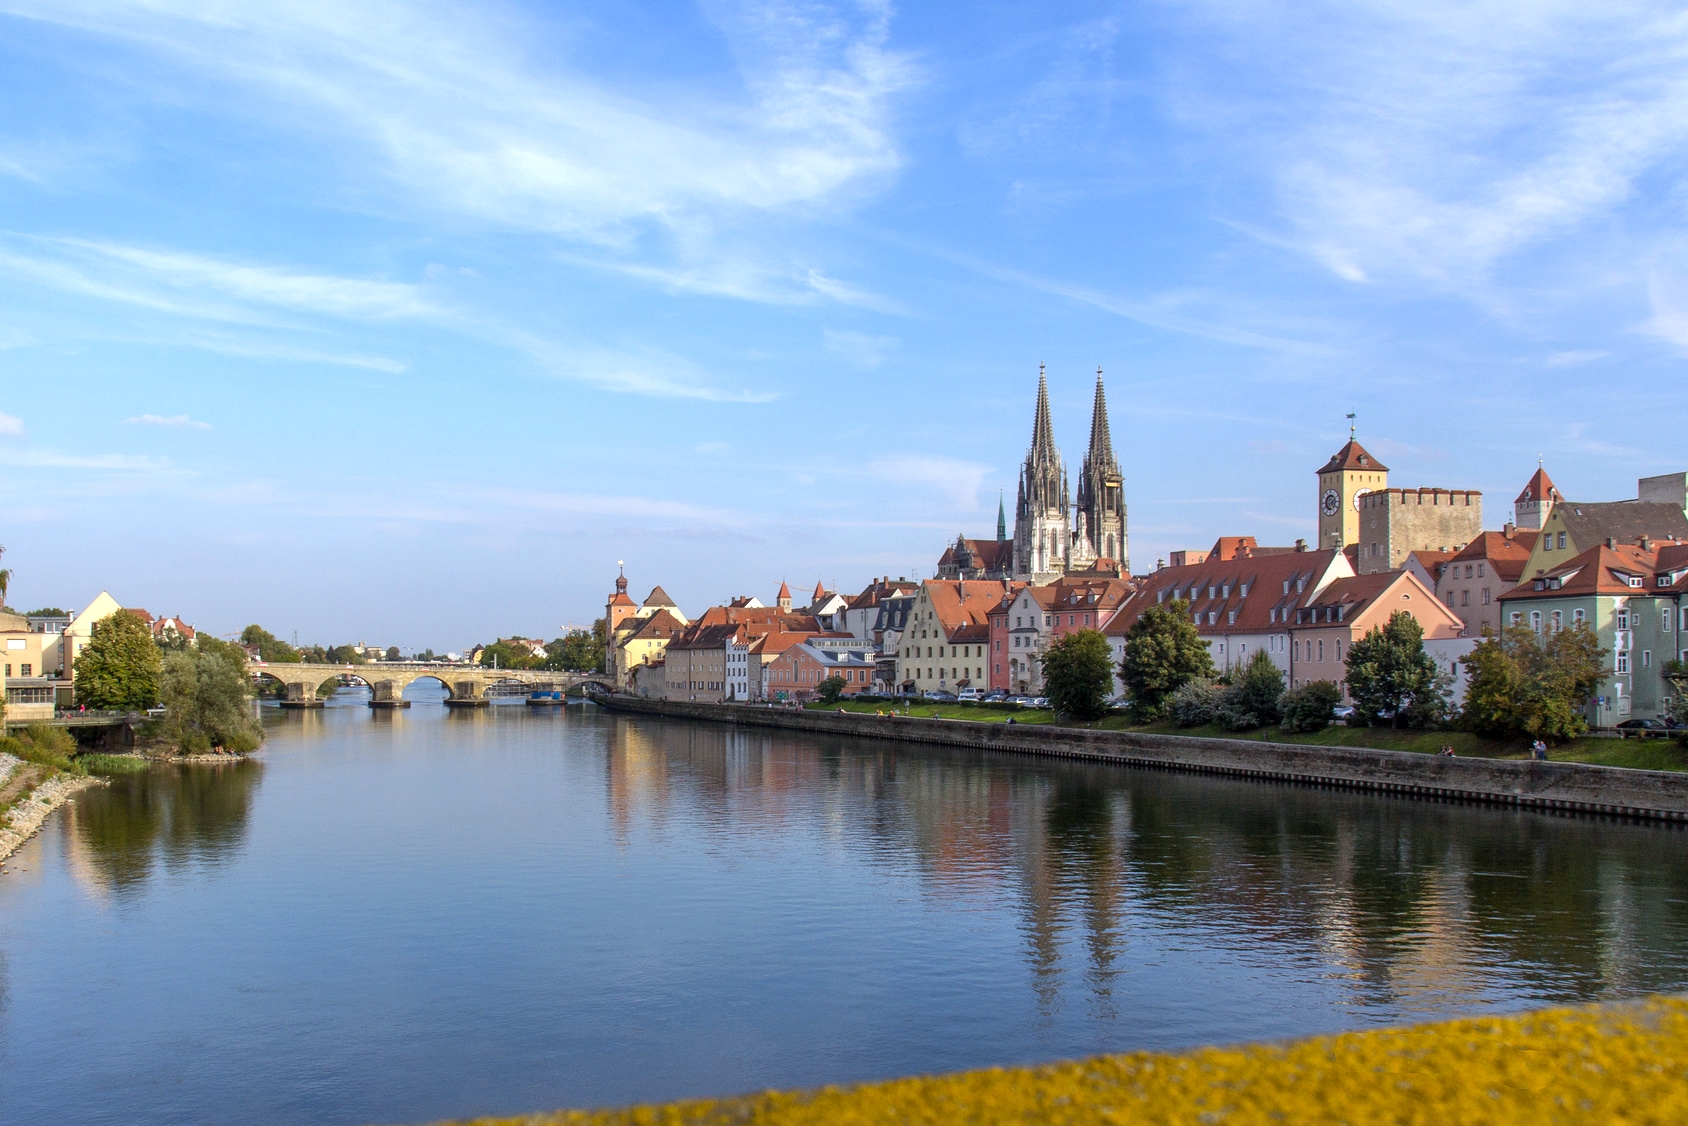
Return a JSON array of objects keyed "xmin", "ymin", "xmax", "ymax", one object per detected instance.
[{"xmin": 526, "ymin": 689, "xmax": 566, "ymax": 705}]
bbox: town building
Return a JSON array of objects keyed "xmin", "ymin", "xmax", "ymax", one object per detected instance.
[
  {"xmin": 1521, "ymin": 475, "xmax": 1688, "ymax": 580},
  {"xmin": 1355, "ymin": 488, "xmax": 1483, "ymax": 574},
  {"xmin": 1102, "ymin": 547, "xmax": 1354, "ymax": 681},
  {"xmin": 1433, "ymin": 528, "xmax": 1538, "ymax": 637},
  {"xmin": 605, "ymin": 572, "xmax": 690, "ymax": 689},
  {"xmin": 764, "ymin": 637, "xmax": 878, "ymax": 703},
  {"xmin": 1400, "ymin": 550, "xmax": 1459, "ymax": 593},
  {"xmin": 1316, "ymin": 439, "xmax": 1389, "ymax": 551},
  {"xmin": 1500, "ymin": 541, "xmax": 1688, "ymax": 725},
  {"xmin": 660, "ymin": 623, "xmax": 740, "ymax": 703},
  {"xmin": 999, "ymin": 584, "xmax": 1057, "ymax": 694},
  {"xmin": 1287, "ymin": 570, "xmax": 1471, "ymax": 702},
  {"xmin": 937, "ymin": 532, "xmax": 1014, "ymax": 581},
  {"xmin": 896, "ymin": 579, "xmax": 1015, "ymax": 695}
]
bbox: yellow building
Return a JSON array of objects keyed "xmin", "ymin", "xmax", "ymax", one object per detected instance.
[
  {"xmin": 1316, "ymin": 440, "xmax": 1389, "ymax": 550},
  {"xmin": 605, "ymin": 574, "xmax": 689, "ymax": 690}
]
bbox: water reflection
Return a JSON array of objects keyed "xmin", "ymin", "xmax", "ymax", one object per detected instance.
[
  {"xmin": 61, "ymin": 759, "xmax": 262, "ymax": 896},
  {"xmin": 599, "ymin": 717, "xmax": 1688, "ymax": 1023}
]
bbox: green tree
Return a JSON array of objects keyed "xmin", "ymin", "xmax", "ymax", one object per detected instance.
[
  {"xmin": 240, "ymin": 624, "xmax": 301, "ymax": 663},
  {"xmin": 546, "ymin": 621, "xmax": 607, "ymax": 672},
  {"xmin": 1344, "ymin": 611, "xmax": 1449, "ymax": 729},
  {"xmin": 816, "ymin": 675, "xmax": 847, "ymax": 704},
  {"xmin": 325, "ymin": 643, "xmax": 368, "ymax": 665},
  {"xmin": 1221, "ymin": 649, "xmax": 1285, "ymax": 730},
  {"xmin": 158, "ymin": 638, "xmax": 263, "ymax": 754},
  {"xmin": 1279, "ymin": 680, "xmax": 1342, "ymax": 734},
  {"xmin": 75, "ymin": 611, "xmax": 162, "ymax": 710},
  {"xmin": 1462, "ymin": 624, "xmax": 1608, "ymax": 742},
  {"xmin": 385, "ymin": 646, "xmax": 401, "ymax": 661},
  {"xmin": 0, "ymin": 543, "xmax": 10, "ymax": 606},
  {"xmin": 1044, "ymin": 628, "xmax": 1115, "ymax": 721},
  {"xmin": 24, "ymin": 607, "xmax": 67, "ymax": 617},
  {"xmin": 477, "ymin": 640, "xmax": 539, "ymax": 669},
  {"xmin": 1120, "ymin": 599, "xmax": 1218, "ymax": 720}
]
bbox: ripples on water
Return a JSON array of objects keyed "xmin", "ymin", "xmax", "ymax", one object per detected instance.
[{"xmin": 2, "ymin": 686, "xmax": 1686, "ymax": 1126}]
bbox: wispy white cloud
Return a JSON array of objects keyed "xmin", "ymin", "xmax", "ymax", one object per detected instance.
[
  {"xmin": 824, "ymin": 328, "xmax": 896, "ymax": 368},
  {"xmin": 1174, "ymin": 0, "xmax": 1688, "ymax": 287},
  {"xmin": 5, "ymin": 0, "xmax": 912, "ymax": 243},
  {"xmin": 867, "ymin": 455, "xmax": 991, "ymax": 510},
  {"xmin": 0, "ymin": 410, "xmax": 23, "ymax": 437},
  {"xmin": 126, "ymin": 413, "xmax": 211, "ymax": 430},
  {"xmin": 1545, "ymin": 349, "xmax": 1611, "ymax": 366}
]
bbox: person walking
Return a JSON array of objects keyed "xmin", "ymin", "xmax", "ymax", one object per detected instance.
[{"xmin": 1531, "ymin": 739, "xmax": 1548, "ymax": 761}]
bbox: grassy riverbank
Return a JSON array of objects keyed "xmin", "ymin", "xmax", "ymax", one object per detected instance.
[{"xmin": 809, "ymin": 701, "xmax": 1688, "ymax": 771}]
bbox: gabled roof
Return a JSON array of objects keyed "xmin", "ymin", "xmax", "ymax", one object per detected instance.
[
  {"xmin": 846, "ymin": 578, "xmax": 920, "ymax": 611},
  {"xmin": 1447, "ymin": 529, "xmax": 1538, "ymax": 584},
  {"xmin": 776, "ymin": 581, "xmax": 792, "ymax": 601},
  {"xmin": 923, "ymin": 579, "xmax": 1018, "ymax": 639},
  {"xmin": 1208, "ymin": 535, "xmax": 1299, "ymax": 561},
  {"xmin": 642, "ymin": 586, "xmax": 677, "ymax": 609},
  {"xmin": 1504, "ymin": 543, "xmax": 1669, "ymax": 601},
  {"xmin": 1050, "ymin": 577, "xmax": 1134, "ymax": 614},
  {"xmin": 1316, "ymin": 440, "xmax": 1387, "ymax": 474},
  {"xmin": 123, "ymin": 607, "xmax": 154, "ymax": 624},
  {"xmin": 608, "ymin": 592, "xmax": 636, "ymax": 608},
  {"xmin": 1515, "ymin": 467, "xmax": 1558, "ymax": 505},
  {"xmin": 621, "ymin": 607, "xmax": 685, "ymax": 642},
  {"xmin": 666, "ymin": 623, "xmax": 744, "ymax": 651},
  {"xmin": 1555, "ymin": 502, "xmax": 1688, "ymax": 550},
  {"xmin": 937, "ymin": 537, "xmax": 1014, "ymax": 573},
  {"xmin": 1104, "ymin": 548, "xmax": 1350, "ymax": 637},
  {"xmin": 1292, "ymin": 570, "xmax": 1460, "ymax": 636},
  {"xmin": 812, "ymin": 581, "xmax": 828, "ymax": 602}
]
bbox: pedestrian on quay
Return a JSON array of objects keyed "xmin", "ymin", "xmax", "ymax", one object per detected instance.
[{"xmin": 1531, "ymin": 739, "xmax": 1549, "ymax": 761}]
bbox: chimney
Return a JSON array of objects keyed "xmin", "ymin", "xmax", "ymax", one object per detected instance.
[
  {"xmin": 1294, "ymin": 538, "xmax": 1307, "ymax": 552},
  {"xmin": 1640, "ymin": 536, "xmax": 1652, "ymax": 551},
  {"xmin": 1503, "ymin": 522, "xmax": 1514, "ymax": 538},
  {"xmin": 1607, "ymin": 537, "xmax": 1617, "ymax": 549}
]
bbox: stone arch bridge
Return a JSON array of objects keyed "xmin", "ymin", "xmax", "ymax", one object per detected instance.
[{"xmin": 251, "ymin": 662, "xmax": 612, "ymax": 708}]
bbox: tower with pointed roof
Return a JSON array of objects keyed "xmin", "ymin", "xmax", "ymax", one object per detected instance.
[
  {"xmin": 1514, "ymin": 466, "xmax": 1559, "ymax": 530},
  {"xmin": 1013, "ymin": 365, "xmax": 1072, "ymax": 583},
  {"xmin": 1316, "ymin": 435, "xmax": 1389, "ymax": 550},
  {"xmin": 996, "ymin": 492, "xmax": 1007, "ymax": 542},
  {"xmin": 1073, "ymin": 367, "xmax": 1127, "ymax": 572}
]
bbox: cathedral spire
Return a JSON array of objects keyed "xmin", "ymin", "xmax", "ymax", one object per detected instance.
[
  {"xmin": 996, "ymin": 492, "xmax": 1006, "ymax": 541},
  {"xmin": 1086, "ymin": 367, "xmax": 1117, "ymax": 473},
  {"xmin": 1031, "ymin": 362, "xmax": 1056, "ymax": 463}
]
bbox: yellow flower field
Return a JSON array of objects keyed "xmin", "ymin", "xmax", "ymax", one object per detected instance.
[{"xmin": 442, "ymin": 995, "xmax": 1688, "ymax": 1125}]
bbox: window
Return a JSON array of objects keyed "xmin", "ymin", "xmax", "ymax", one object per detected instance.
[
  {"xmin": 1530, "ymin": 611, "xmax": 1542, "ymax": 632},
  {"xmin": 1335, "ymin": 640, "xmax": 1343, "ymax": 660},
  {"xmin": 1643, "ymin": 650, "xmax": 1652, "ymax": 668},
  {"xmin": 1573, "ymin": 608, "xmax": 1585, "ymax": 625},
  {"xmin": 1461, "ymin": 590, "xmax": 1470, "ymax": 607},
  {"xmin": 19, "ymin": 663, "xmax": 29, "ymax": 677},
  {"xmin": 1667, "ymin": 615, "xmax": 1675, "ymax": 633},
  {"xmin": 1482, "ymin": 589, "xmax": 1492, "ymax": 605},
  {"xmin": 1318, "ymin": 639, "xmax": 1325, "ymax": 661},
  {"xmin": 1550, "ymin": 610, "xmax": 1562, "ymax": 631},
  {"xmin": 1618, "ymin": 609, "xmax": 1630, "ymax": 630},
  {"xmin": 1446, "ymin": 592, "xmax": 1455, "ymax": 607},
  {"xmin": 1465, "ymin": 564, "xmax": 1473, "ymax": 578},
  {"xmin": 1478, "ymin": 564, "xmax": 1486, "ymax": 578},
  {"xmin": 1617, "ymin": 651, "xmax": 1629, "ymax": 674},
  {"xmin": 1558, "ymin": 532, "xmax": 1567, "ymax": 550}
]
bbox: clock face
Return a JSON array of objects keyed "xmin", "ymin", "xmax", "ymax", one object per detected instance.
[
  {"xmin": 1352, "ymin": 488, "xmax": 1372, "ymax": 511},
  {"xmin": 1321, "ymin": 488, "xmax": 1340, "ymax": 517}
]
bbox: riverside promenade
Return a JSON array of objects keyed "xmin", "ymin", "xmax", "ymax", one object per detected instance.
[{"xmin": 598, "ymin": 696, "xmax": 1688, "ymax": 823}]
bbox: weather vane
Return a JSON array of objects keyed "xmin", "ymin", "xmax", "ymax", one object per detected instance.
[{"xmin": 1346, "ymin": 412, "xmax": 1356, "ymax": 440}]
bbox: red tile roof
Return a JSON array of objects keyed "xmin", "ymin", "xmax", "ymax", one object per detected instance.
[
  {"xmin": 1447, "ymin": 529, "xmax": 1538, "ymax": 584},
  {"xmin": 1515, "ymin": 467, "xmax": 1558, "ymax": 505},
  {"xmin": 1316, "ymin": 440, "xmax": 1387, "ymax": 474},
  {"xmin": 1503, "ymin": 543, "xmax": 1672, "ymax": 600},
  {"xmin": 925, "ymin": 580, "xmax": 1019, "ymax": 640},
  {"xmin": 1105, "ymin": 549, "xmax": 1348, "ymax": 637}
]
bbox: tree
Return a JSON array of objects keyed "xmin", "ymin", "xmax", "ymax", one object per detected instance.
[
  {"xmin": 1462, "ymin": 624, "xmax": 1608, "ymax": 742},
  {"xmin": 1220, "ymin": 649, "xmax": 1285, "ymax": 730},
  {"xmin": 325, "ymin": 643, "xmax": 368, "ymax": 665},
  {"xmin": 477, "ymin": 640, "xmax": 539, "ymax": 670},
  {"xmin": 817, "ymin": 675, "xmax": 847, "ymax": 704},
  {"xmin": 546, "ymin": 621, "xmax": 607, "ymax": 672},
  {"xmin": 1279, "ymin": 681, "xmax": 1342, "ymax": 734},
  {"xmin": 385, "ymin": 646, "xmax": 401, "ymax": 661},
  {"xmin": 1043, "ymin": 628, "xmax": 1115, "ymax": 720},
  {"xmin": 158, "ymin": 637, "xmax": 263, "ymax": 753},
  {"xmin": 240, "ymin": 624, "xmax": 301, "ymax": 663},
  {"xmin": 0, "ymin": 543, "xmax": 9, "ymax": 606},
  {"xmin": 1120, "ymin": 599, "xmax": 1218, "ymax": 720},
  {"xmin": 1344, "ymin": 611, "xmax": 1450, "ymax": 729},
  {"xmin": 75, "ymin": 611, "xmax": 162, "ymax": 709}
]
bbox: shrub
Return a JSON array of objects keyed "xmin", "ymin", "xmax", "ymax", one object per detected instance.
[
  {"xmin": 0, "ymin": 724, "xmax": 83, "ymax": 774},
  {"xmin": 1230, "ymin": 650, "xmax": 1285, "ymax": 728},
  {"xmin": 817, "ymin": 675, "xmax": 847, "ymax": 704},
  {"xmin": 1168, "ymin": 680, "xmax": 1224, "ymax": 727},
  {"xmin": 158, "ymin": 645, "xmax": 264, "ymax": 754},
  {"xmin": 1462, "ymin": 624, "xmax": 1608, "ymax": 742},
  {"xmin": 1279, "ymin": 681, "xmax": 1343, "ymax": 733}
]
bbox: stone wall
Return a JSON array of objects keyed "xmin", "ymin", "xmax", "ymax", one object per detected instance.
[
  {"xmin": 1357, "ymin": 488, "xmax": 1484, "ymax": 573},
  {"xmin": 597, "ymin": 696, "xmax": 1688, "ymax": 822}
]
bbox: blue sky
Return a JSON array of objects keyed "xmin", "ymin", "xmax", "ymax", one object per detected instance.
[{"xmin": 2, "ymin": 0, "xmax": 1686, "ymax": 651}]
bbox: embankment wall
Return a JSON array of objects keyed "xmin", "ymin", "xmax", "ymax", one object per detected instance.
[{"xmin": 597, "ymin": 696, "xmax": 1688, "ymax": 823}]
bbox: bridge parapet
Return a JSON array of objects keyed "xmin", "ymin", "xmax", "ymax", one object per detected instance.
[{"xmin": 250, "ymin": 663, "xmax": 609, "ymax": 709}]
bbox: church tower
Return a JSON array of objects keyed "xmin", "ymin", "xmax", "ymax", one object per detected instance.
[
  {"xmin": 1513, "ymin": 466, "xmax": 1558, "ymax": 530},
  {"xmin": 1013, "ymin": 366, "xmax": 1071, "ymax": 583},
  {"xmin": 1074, "ymin": 368, "xmax": 1127, "ymax": 572}
]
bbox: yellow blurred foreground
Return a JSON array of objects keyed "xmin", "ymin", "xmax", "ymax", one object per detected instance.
[{"xmin": 439, "ymin": 995, "xmax": 1688, "ymax": 1125}]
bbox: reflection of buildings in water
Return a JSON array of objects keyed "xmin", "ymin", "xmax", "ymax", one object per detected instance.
[
  {"xmin": 604, "ymin": 720, "xmax": 672, "ymax": 841},
  {"xmin": 59, "ymin": 760, "xmax": 263, "ymax": 899}
]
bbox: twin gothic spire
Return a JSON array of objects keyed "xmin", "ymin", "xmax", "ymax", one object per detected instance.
[{"xmin": 1013, "ymin": 364, "xmax": 1128, "ymax": 578}]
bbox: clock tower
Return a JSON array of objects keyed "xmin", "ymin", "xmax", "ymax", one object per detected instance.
[{"xmin": 1315, "ymin": 439, "xmax": 1388, "ymax": 550}]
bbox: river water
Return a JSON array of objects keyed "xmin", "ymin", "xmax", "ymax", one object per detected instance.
[{"xmin": 3, "ymin": 689, "xmax": 1688, "ymax": 1125}]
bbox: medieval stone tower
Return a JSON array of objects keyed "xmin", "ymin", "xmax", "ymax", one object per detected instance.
[
  {"xmin": 1013, "ymin": 366, "xmax": 1072, "ymax": 583},
  {"xmin": 1073, "ymin": 368, "xmax": 1127, "ymax": 572}
]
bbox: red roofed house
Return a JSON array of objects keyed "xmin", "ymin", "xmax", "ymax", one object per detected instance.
[
  {"xmin": 764, "ymin": 636, "xmax": 878, "ymax": 703},
  {"xmin": 898, "ymin": 579, "xmax": 1018, "ymax": 695},
  {"xmin": 1288, "ymin": 570, "xmax": 1471, "ymax": 703},
  {"xmin": 1433, "ymin": 527, "xmax": 1539, "ymax": 637}
]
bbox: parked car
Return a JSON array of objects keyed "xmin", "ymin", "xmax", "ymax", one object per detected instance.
[
  {"xmin": 956, "ymin": 687, "xmax": 983, "ymax": 702},
  {"xmin": 1007, "ymin": 695, "xmax": 1034, "ymax": 706},
  {"xmin": 1030, "ymin": 697, "xmax": 1051, "ymax": 709},
  {"xmin": 1616, "ymin": 718, "xmax": 1673, "ymax": 739},
  {"xmin": 1332, "ymin": 705, "xmax": 1356, "ymax": 721},
  {"xmin": 1106, "ymin": 695, "xmax": 1129, "ymax": 709},
  {"xmin": 982, "ymin": 689, "xmax": 1008, "ymax": 702},
  {"xmin": 923, "ymin": 690, "xmax": 958, "ymax": 703}
]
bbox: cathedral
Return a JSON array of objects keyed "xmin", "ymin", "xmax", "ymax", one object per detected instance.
[{"xmin": 939, "ymin": 366, "xmax": 1128, "ymax": 585}]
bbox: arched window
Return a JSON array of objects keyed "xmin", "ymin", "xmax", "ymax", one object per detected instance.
[
  {"xmin": 1530, "ymin": 611, "xmax": 1542, "ymax": 632},
  {"xmin": 1550, "ymin": 610, "xmax": 1562, "ymax": 632}
]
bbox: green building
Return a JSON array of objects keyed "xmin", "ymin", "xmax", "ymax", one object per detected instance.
[{"xmin": 1500, "ymin": 541, "xmax": 1688, "ymax": 726}]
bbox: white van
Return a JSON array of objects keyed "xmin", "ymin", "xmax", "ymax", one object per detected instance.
[{"xmin": 956, "ymin": 687, "xmax": 983, "ymax": 702}]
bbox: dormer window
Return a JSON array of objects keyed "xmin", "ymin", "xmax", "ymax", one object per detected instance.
[
  {"xmin": 1628, "ymin": 576, "xmax": 1644, "ymax": 588},
  {"xmin": 1282, "ymin": 580, "xmax": 1291, "ymax": 594}
]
